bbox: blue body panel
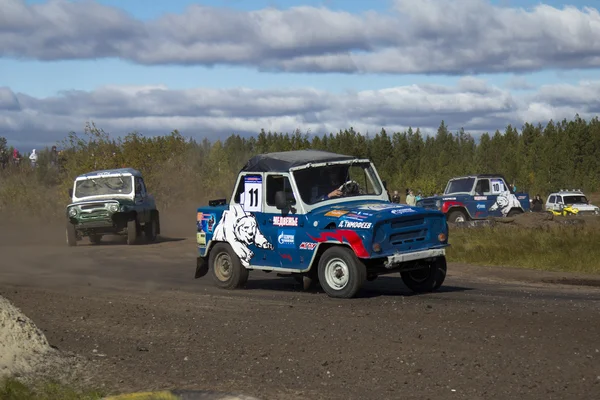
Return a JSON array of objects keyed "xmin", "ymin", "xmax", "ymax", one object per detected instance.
[
  {"xmin": 418, "ymin": 192, "xmax": 530, "ymax": 219},
  {"xmin": 197, "ymin": 199, "xmax": 448, "ymax": 271}
]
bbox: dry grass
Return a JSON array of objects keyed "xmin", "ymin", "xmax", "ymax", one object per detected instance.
[
  {"xmin": 0, "ymin": 377, "xmax": 103, "ymax": 400},
  {"xmin": 447, "ymin": 220, "xmax": 600, "ymax": 274}
]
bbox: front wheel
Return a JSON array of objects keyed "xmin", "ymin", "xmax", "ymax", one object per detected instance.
[
  {"xmin": 447, "ymin": 210, "xmax": 467, "ymax": 223},
  {"xmin": 401, "ymin": 256, "xmax": 447, "ymax": 293},
  {"xmin": 66, "ymin": 222, "xmax": 77, "ymax": 247},
  {"xmin": 317, "ymin": 247, "xmax": 366, "ymax": 298},
  {"xmin": 209, "ymin": 243, "xmax": 249, "ymax": 289},
  {"xmin": 127, "ymin": 220, "xmax": 138, "ymax": 245}
]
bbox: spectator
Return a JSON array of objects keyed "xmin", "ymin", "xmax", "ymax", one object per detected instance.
[
  {"xmin": 50, "ymin": 146, "xmax": 58, "ymax": 167},
  {"xmin": 391, "ymin": 190, "xmax": 401, "ymax": 203},
  {"xmin": 416, "ymin": 190, "xmax": 423, "ymax": 202},
  {"xmin": 406, "ymin": 189, "xmax": 416, "ymax": 206},
  {"xmin": 29, "ymin": 149, "xmax": 38, "ymax": 168},
  {"xmin": 12, "ymin": 148, "xmax": 20, "ymax": 166},
  {"xmin": 531, "ymin": 194, "xmax": 544, "ymax": 212}
]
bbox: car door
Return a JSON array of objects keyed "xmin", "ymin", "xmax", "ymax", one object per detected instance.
[
  {"xmin": 261, "ymin": 173, "xmax": 303, "ymax": 270},
  {"xmin": 218, "ymin": 172, "xmax": 276, "ymax": 268},
  {"xmin": 487, "ymin": 178, "xmax": 509, "ymax": 217},
  {"xmin": 472, "ymin": 178, "xmax": 493, "ymax": 219},
  {"xmin": 546, "ymin": 195, "xmax": 556, "ymax": 212},
  {"xmin": 133, "ymin": 177, "xmax": 147, "ymax": 222}
]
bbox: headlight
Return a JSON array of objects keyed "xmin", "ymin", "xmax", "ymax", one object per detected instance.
[
  {"xmin": 435, "ymin": 200, "xmax": 441, "ymax": 208},
  {"xmin": 68, "ymin": 207, "xmax": 77, "ymax": 217},
  {"xmin": 108, "ymin": 203, "xmax": 119, "ymax": 212}
]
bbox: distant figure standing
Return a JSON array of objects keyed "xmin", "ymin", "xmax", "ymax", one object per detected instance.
[
  {"xmin": 415, "ymin": 190, "xmax": 423, "ymax": 202},
  {"xmin": 29, "ymin": 149, "xmax": 38, "ymax": 168},
  {"xmin": 50, "ymin": 146, "xmax": 58, "ymax": 168},
  {"xmin": 391, "ymin": 190, "xmax": 401, "ymax": 203},
  {"xmin": 531, "ymin": 194, "xmax": 544, "ymax": 212},
  {"xmin": 406, "ymin": 190, "xmax": 416, "ymax": 206},
  {"xmin": 12, "ymin": 148, "xmax": 20, "ymax": 166}
]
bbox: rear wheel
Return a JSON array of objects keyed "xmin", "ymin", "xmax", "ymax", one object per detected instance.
[
  {"xmin": 317, "ymin": 247, "xmax": 366, "ymax": 298},
  {"xmin": 209, "ymin": 243, "xmax": 249, "ymax": 289},
  {"xmin": 127, "ymin": 220, "xmax": 138, "ymax": 245},
  {"xmin": 66, "ymin": 222, "xmax": 77, "ymax": 247},
  {"xmin": 447, "ymin": 210, "xmax": 467, "ymax": 223},
  {"xmin": 144, "ymin": 215, "xmax": 158, "ymax": 243},
  {"xmin": 401, "ymin": 256, "xmax": 447, "ymax": 293},
  {"xmin": 89, "ymin": 234, "xmax": 102, "ymax": 245},
  {"xmin": 507, "ymin": 209, "xmax": 523, "ymax": 217}
]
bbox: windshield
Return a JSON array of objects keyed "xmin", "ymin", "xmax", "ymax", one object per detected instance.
[
  {"xmin": 75, "ymin": 176, "xmax": 133, "ymax": 198},
  {"xmin": 562, "ymin": 195, "xmax": 588, "ymax": 205},
  {"xmin": 445, "ymin": 178, "xmax": 475, "ymax": 194},
  {"xmin": 293, "ymin": 162, "xmax": 383, "ymax": 205}
]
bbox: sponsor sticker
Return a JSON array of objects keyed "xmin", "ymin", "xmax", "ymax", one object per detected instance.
[
  {"xmin": 357, "ymin": 203, "xmax": 398, "ymax": 211},
  {"xmin": 196, "ymin": 232, "xmax": 206, "ymax": 246},
  {"xmin": 197, "ymin": 212, "xmax": 216, "ymax": 233},
  {"xmin": 273, "ymin": 216, "xmax": 298, "ymax": 226},
  {"xmin": 476, "ymin": 203, "xmax": 486, "ymax": 209},
  {"xmin": 443, "ymin": 197, "xmax": 457, "ymax": 201},
  {"xmin": 277, "ymin": 229, "xmax": 295, "ymax": 248},
  {"xmin": 325, "ymin": 210, "xmax": 349, "ymax": 217},
  {"xmin": 299, "ymin": 242, "xmax": 317, "ymax": 250},
  {"xmin": 391, "ymin": 208, "xmax": 416, "ymax": 215},
  {"xmin": 338, "ymin": 220, "xmax": 372, "ymax": 229},
  {"xmin": 344, "ymin": 212, "xmax": 368, "ymax": 220},
  {"xmin": 474, "ymin": 196, "xmax": 487, "ymax": 201}
]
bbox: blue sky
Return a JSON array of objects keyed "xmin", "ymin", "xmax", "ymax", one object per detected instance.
[{"xmin": 1, "ymin": 0, "xmax": 599, "ymax": 149}]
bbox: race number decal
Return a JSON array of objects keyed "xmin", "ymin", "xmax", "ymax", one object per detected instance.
[
  {"xmin": 490, "ymin": 179, "xmax": 505, "ymax": 194},
  {"xmin": 243, "ymin": 175, "xmax": 262, "ymax": 212}
]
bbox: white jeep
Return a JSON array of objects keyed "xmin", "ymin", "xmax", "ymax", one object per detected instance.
[{"xmin": 545, "ymin": 190, "xmax": 599, "ymax": 216}]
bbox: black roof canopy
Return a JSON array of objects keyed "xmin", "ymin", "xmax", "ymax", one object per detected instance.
[{"xmin": 241, "ymin": 150, "xmax": 358, "ymax": 173}]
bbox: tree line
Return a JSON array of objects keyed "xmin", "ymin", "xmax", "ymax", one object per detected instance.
[{"xmin": 1, "ymin": 115, "xmax": 599, "ymax": 212}]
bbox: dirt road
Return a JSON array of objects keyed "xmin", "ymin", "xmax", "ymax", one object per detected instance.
[{"xmin": 1, "ymin": 216, "xmax": 599, "ymax": 400}]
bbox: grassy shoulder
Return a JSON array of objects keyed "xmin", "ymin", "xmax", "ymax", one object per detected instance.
[
  {"xmin": 0, "ymin": 377, "xmax": 104, "ymax": 400},
  {"xmin": 447, "ymin": 222, "xmax": 600, "ymax": 274}
]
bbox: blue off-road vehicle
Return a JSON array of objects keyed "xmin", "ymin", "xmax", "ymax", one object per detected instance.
[
  {"xmin": 195, "ymin": 150, "xmax": 449, "ymax": 299},
  {"xmin": 417, "ymin": 174, "xmax": 530, "ymax": 223}
]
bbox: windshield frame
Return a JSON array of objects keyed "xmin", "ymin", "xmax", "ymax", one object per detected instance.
[
  {"xmin": 289, "ymin": 159, "xmax": 388, "ymax": 212},
  {"xmin": 72, "ymin": 174, "xmax": 135, "ymax": 201},
  {"xmin": 444, "ymin": 177, "xmax": 476, "ymax": 195}
]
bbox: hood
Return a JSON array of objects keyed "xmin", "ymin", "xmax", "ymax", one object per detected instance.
[{"xmin": 310, "ymin": 200, "xmax": 442, "ymax": 227}]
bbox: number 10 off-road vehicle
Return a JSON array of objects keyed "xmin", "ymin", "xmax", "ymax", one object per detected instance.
[
  {"xmin": 194, "ymin": 150, "xmax": 450, "ymax": 299},
  {"xmin": 65, "ymin": 168, "xmax": 160, "ymax": 246}
]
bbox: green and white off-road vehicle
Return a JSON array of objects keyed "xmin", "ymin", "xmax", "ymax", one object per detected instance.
[{"xmin": 65, "ymin": 168, "xmax": 160, "ymax": 246}]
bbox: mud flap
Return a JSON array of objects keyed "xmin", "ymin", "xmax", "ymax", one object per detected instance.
[{"xmin": 195, "ymin": 257, "xmax": 209, "ymax": 279}]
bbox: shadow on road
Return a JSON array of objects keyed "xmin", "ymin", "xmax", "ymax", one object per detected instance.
[{"xmin": 244, "ymin": 275, "xmax": 473, "ymax": 298}]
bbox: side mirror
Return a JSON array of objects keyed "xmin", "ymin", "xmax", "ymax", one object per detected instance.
[
  {"xmin": 68, "ymin": 188, "xmax": 73, "ymax": 198},
  {"xmin": 274, "ymin": 191, "xmax": 288, "ymax": 210}
]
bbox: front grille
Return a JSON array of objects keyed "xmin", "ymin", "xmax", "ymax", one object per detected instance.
[
  {"xmin": 80, "ymin": 210, "xmax": 109, "ymax": 219},
  {"xmin": 376, "ymin": 215, "xmax": 442, "ymax": 253},
  {"xmin": 80, "ymin": 203, "xmax": 107, "ymax": 210}
]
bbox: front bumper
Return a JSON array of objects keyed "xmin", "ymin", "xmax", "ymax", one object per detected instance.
[{"xmin": 384, "ymin": 247, "xmax": 446, "ymax": 269}]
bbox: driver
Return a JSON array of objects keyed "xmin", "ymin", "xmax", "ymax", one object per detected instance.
[{"xmin": 314, "ymin": 167, "xmax": 358, "ymax": 202}]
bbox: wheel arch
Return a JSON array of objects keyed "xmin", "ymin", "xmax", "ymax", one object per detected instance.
[{"xmin": 446, "ymin": 206, "xmax": 471, "ymax": 221}]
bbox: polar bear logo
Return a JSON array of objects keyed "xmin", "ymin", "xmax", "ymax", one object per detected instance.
[
  {"xmin": 212, "ymin": 204, "xmax": 273, "ymax": 267},
  {"xmin": 489, "ymin": 191, "xmax": 522, "ymax": 216}
]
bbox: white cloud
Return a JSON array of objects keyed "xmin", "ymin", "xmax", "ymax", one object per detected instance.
[
  {"xmin": 1, "ymin": 0, "xmax": 600, "ymax": 74},
  {"xmin": 1, "ymin": 79, "xmax": 599, "ymax": 149}
]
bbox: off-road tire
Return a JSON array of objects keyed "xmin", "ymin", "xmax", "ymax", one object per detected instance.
[
  {"xmin": 127, "ymin": 219, "xmax": 138, "ymax": 245},
  {"xmin": 66, "ymin": 222, "xmax": 77, "ymax": 247},
  {"xmin": 317, "ymin": 246, "xmax": 366, "ymax": 298},
  {"xmin": 209, "ymin": 243, "xmax": 249, "ymax": 289},
  {"xmin": 401, "ymin": 256, "xmax": 447, "ymax": 293},
  {"xmin": 507, "ymin": 209, "xmax": 523, "ymax": 217},
  {"xmin": 447, "ymin": 210, "xmax": 467, "ymax": 223},
  {"xmin": 89, "ymin": 234, "xmax": 102, "ymax": 245},
  {"xmin": 144, "ymin": 215, "xmax": 158, "ymax": 243}
]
